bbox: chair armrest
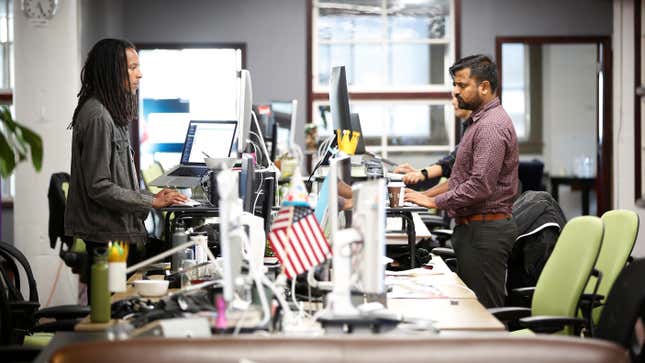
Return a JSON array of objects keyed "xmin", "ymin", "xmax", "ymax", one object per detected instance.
[
  {"xmin": 488, "ymin": 306, "xmax": 531, "ymax": 323},
  {"xmin": 33, "ymin": 319, "xmax": 81, "ymax": 332},
  {"xmin": 432, "ymin": 229, "xmax": 453, "ymax": 237},
  {"xmin": 509, "ymin": 287, "xmax": 536, "ymax": 307},
  {"xmin": 34, "ymin": 305, "xmax": 90, "ymax": 320},
  {"xmin": 518, "ymin": 315, "xmax": 587, "ymax": 334},
  {"xmin": 431, "ymin": 247, "xmax": 455, "ymax": 259}
]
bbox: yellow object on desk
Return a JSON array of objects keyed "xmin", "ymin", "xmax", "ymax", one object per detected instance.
[
  {"xmin": 336, "ymin": 129, "xmax": 360, "ymax": 155},
  {"xmin": 108, "ymin": 240, "xmax": 129, "ymax": 262},
  {"xmin": 108, "ymin": 241, "xmax": 129, "ymax": 293}
]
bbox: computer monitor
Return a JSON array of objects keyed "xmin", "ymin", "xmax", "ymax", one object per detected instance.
[
  {"xmin": 252, "ymin": 104, "xmax": 272, "ymax": 138},
  {"xmin": 349, "ymin": 113, "xmax": 366, "ymax": 155},
  {"xmin": 239, "ymin": 154, "xmax": 255, "ymax": 213},
  {"xmin": 351, "ymin": 179, "xmax": 386, "ymax": 294},
  {"xmin": 271, "ymin": 99, "xmax": 298, "ymax": 155},
  {"xmin": 217, "ymin": 168, "xmax": 244, "ymax": 303},
  {"xmin": 329, "ymin": 66, "xmax": 353, "ymax": 133},
  {"xmin": 236, "ymin": 70, "xmax": 253, "ymax": 155},
  {"xmin": 181, "ymin": 120, "xmax": 238, "ymax": 164}
]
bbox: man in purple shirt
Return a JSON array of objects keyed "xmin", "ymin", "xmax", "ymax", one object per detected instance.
[{"xmin": 405, "ymin": 55, "xmax": 519, "ymax": 308}]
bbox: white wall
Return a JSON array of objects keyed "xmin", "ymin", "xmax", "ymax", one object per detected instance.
[
  {"xmin": 613, "ymin": 0, "xmax": 645, "ymax": 256},
  {"xmin": 542, "ymin": 44, "xmax": 599, "ymax": 218},
  {"xmin": 14, "ymin": 0, "xmax": 81, "ymax": 305},
  {"xmin": 119, "ymin": 0, "xmax": 308, "ymax": 148}
]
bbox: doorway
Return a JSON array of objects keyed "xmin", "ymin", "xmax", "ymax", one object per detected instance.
[{"xmin": 496, "ymin": 36, "xmax": 612, "ymax": 217}]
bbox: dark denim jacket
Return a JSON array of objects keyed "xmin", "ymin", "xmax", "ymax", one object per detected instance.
[{"xmin": 64, "ymin": 98, "xmax": 153, "ymax": 243}]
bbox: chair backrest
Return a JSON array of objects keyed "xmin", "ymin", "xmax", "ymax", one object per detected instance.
[
  {"xmin": 532, "ymin": 216, "xmax": 603, "ymax": 319},
  {"xmin": 584, "ymin": 210, "xmax": 639, "ymax": 323},
  {"xmin": 596, "ymin": 258, "xmax": 645, "ymax": 361},
  {"xmin": 141, "ymin": 161, "xmax": 164, "ymax": 194},
  {"xmin": 50, "ymin": 335, "xmax": 629, "ymax": 363}
]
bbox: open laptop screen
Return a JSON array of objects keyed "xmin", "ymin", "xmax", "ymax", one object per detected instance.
[{"xmin": 181, "ymin": 120, "xmax": 238, "ymax": 165}]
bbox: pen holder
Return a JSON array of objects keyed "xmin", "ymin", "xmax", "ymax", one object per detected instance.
[{"xmin": 108, "ymin": 262, "xmax": 127, "ymax": 292}]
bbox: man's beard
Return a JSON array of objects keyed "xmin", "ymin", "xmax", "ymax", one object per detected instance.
[{"xmin": 456, "ymin": 95, "xmax": 481, "ymax": 111}]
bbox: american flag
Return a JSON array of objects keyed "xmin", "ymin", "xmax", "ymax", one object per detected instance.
[{"xmin": 268, "ymin": 206, "xmax": 331, "ymax": 279}]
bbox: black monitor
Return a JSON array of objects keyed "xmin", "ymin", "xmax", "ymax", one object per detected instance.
[
  {"xmin": 271, "ymin": 100, "xmax": 297, "ymax": 155},
  {"xmin": 330, "ymin": 66, "xmax": 364, "ymax": 154},
  {"xmin": 252, "ymin": 104, "xmax": 272, "ymax": 138},
  {"xmin": 349, "ymin": 113, "xmax": 366, "ymax": 155},
  {"xmin": 330, "ymin": 66, "xmax": 352, "ymax": 132}
]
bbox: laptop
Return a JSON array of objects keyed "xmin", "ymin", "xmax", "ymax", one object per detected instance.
[{"xmin": 149, "ymin": 120, "xmax": 237, "ymax": 188}]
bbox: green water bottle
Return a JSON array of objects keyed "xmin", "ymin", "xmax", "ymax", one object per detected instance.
[{"xmin": 90, "ymin": 249, "xmax": 110, "ymax": 323}]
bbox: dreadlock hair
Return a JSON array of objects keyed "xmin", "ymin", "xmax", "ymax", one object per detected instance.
[{"xmin": 70, "ymin": 38, "xmax": 138, "ymax": 128}]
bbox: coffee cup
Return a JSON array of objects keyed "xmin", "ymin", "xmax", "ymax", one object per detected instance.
[{"xmin": 388, "ymin": 182, "xmax": 405, "ymax": 208}]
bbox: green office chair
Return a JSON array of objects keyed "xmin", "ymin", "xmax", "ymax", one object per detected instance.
[
  {"xmin": 141, "ymin": 161, "xmax": 166, "ymax": 238},
  {"xmin": 580, "ymin": 210, "xmax": 639, "ymax": 329},
  {"xmin": 141, "ymin": 161, "xmax": 164, "ymax": 195},
  {"xmin": 489, "ymin": 216, "xmax": 604, "ymax": 335}
]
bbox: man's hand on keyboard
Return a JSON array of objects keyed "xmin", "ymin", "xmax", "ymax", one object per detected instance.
[
  {"xmin": 393, "ymin": 163, "xmax": 417, "ymax": 174},
  {"xmin": 152, "ymin": 189, "xmax": 188, "ymax": 208}
]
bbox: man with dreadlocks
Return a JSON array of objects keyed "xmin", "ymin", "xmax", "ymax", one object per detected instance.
[{"xmin": 65, "ymin": 39, "xmax": 186, "ymax": 296}]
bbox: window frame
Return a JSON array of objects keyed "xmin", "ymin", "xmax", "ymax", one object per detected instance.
[
  {"xmin": 306, "ymin": 0, "xmax": 461, "ymax": 155},
  {"xmin": 132, "ymin": 42, "xmax": 247, "ymax": 173}
]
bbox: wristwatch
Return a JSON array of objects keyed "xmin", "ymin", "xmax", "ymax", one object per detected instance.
[{"xmin": 420, "ymin": 168, "xmax": 429, "ymax": 180}]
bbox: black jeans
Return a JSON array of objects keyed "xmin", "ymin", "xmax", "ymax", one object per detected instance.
[{"xmin": 452, "ymin": 218, "xmax": 518, "ymax": 308}]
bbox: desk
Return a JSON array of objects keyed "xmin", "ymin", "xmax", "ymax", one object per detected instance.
[
  {"xmin": 385, "ymin": 207, "xmax": 427, "ymax": 268},
  {"xmin": 386, "ymin": 255, "xmax": 504, "ymax": 332},
  {"xmin": 387, "ymin": 299, "xmax": 505, "ymax": 331},
  {"xmin": 160, "ymin": 204, "xmax": 219, "ymax": 243},
  {"xmin": 550, "ymin": 175, "xmax": 596, "ymax": 215}
]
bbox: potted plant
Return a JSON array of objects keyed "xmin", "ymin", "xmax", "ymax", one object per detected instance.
[
  {"xmin": 0, "ymin": 106, "xmax": 43, "ymax": 178},
  {"xmin": 0, "ymin": 105, "xmax": 43, "ymax": 236}
]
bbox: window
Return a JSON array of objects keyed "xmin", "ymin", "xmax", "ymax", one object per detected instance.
[
  {"xmin": 0, "ymin": 0, "xmax": 13, "ymax": 203},
  {"xmin": 310, "ymin": 0, "xmax": 458, "ymax": 156},
  {"xmin": 136, "ymin": 45, "xmax": 244, "ymax": 171}
]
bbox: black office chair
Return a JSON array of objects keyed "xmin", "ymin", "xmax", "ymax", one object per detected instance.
[
  {"xmin": 594, "ymin": 258, "xmax": 645, "ymax": 361},
  {"xmin": 0, "ymin": 241, "xmax": 89, "ymax": 346}
]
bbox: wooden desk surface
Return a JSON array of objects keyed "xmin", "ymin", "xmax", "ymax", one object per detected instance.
[
  {"xmin": 386, "ymin": 255, "xmax": 504, "ymax": 332},
  {"xmin": 387, "ymin": 298, "xmax": 505, "ymax": 331}
]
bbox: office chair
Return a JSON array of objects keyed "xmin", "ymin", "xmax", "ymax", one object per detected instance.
[
  {"xmin": 0, "ymin": 241, "xmax": 89, "ymax": 346},
  {"xmin": 141, "ymin": 161, "xmax": 166, "ymax": 239},
  {"xmin": 141, "ymin": 161, "xmax": 164, "ymax": 195},
  {"xmin": 489, "ymin": 216, "xmax": 604, "ymax": 335},
  {"xmin": 579, "ymin": 210, "xmax": 639, "ymax": 329},
  {"xmin": 595, "ymin": 257, "xmax": 645, "ymax": 361}
]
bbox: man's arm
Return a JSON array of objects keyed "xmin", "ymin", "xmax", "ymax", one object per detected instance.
[
  {"xmin": 81, "ymin": 116, "xmax": 158, "ymax": 213},
  {"xmin": 435, "ymin": 145, "xmax": 459, "ymax": 178},
  {"xmin": 423, "ymin": 180, "xmax": 450, "ymax": 197}
]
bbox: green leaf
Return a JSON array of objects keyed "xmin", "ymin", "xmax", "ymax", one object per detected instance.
[
  {"xmin": 0, "ymin": 106, "xmax": 43, "ymax": 176},
  {"xmin": 18, "ymin": 125, "xmax": 43, "ymax": 171},
  {"xmin": 0, "ymin": 131, "xmax": 16, "ymax": 178}
]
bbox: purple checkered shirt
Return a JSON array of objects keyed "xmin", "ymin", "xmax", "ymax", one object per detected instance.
[{"xmin": 435, "ymin": 97, "xmax": 519, "ymax": 218}]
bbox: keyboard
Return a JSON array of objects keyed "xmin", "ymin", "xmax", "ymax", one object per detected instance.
[{"xmin": 168, "ymin": 167, "xmax": 208, "ymax": 177}]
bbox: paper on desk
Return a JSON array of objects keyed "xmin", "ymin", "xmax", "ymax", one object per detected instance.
[{"xmin": 387, "ymin": 279, "xmax": 446, "ymax": 299}]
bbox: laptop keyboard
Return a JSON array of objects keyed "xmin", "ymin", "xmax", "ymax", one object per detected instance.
[{"xmin": 168, "ymin": 167, "xmax": 207, "ymax": 177}]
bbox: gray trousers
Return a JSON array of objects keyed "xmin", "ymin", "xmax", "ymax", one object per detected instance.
[{"xmin": 452, "ymin": 218, "xmax": 517, "ymax": 308}]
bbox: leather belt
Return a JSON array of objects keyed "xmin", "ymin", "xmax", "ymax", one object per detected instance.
[{"xmin": 455, "ymin": 213, "xmax": 511, "ymax": 225}]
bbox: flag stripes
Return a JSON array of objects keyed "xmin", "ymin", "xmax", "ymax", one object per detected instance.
[{"xmin": 268, "ymin": 206, "xmax": 331, "ymax": 279}]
